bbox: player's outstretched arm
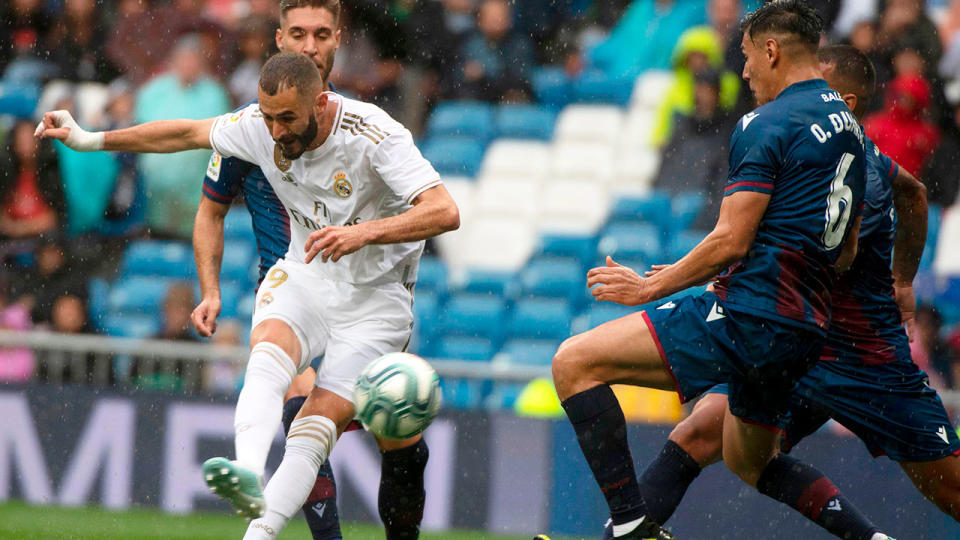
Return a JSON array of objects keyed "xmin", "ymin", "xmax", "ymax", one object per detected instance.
[
  {"xmin": 35, "ymin": 110, "xmax": 215, "ymax": 154},
  {"xmin": 304, "ymin": 184, "xmax": 459, "ymax": 263},
  {"xmin": 891, "ymin": 166, "xmax": 928, "ymax": 340},
  {"xmin": 588, "ymin": 191, "xmax": 769, "ymax": 305},
  {"xmin": 191, "ymin": 197, "xmax": 230, "ymax": 337}
]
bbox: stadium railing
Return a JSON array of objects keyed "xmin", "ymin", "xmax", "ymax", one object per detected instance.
[{"xmin": 0, "ymin": 329, "xmax": 552, "ymax": 394}]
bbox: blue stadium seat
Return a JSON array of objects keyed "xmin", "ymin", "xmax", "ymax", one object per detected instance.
[
  {"xmin": 609, "ymin": 192, "xmax": 673, "ymax": 226},
  {"xmin": 438, "ymin": 293, "xmax": 507, "ymax": 342},
  {"xmin": 458, "ymin": 269, "xmax": 517, "ymax": 298},
  {"xmin": 921, "ymin": 204, "xmax": 942, "ymax": 271},
  {"xmin": 426, "ymin": 102, "xmax": 495, "ymax": 142},
  {"xmin": 421, "ymin": 138, "xmax": 486, "ymax": 177},
  {"xmin": 672, "ymin": 192, "xmax": 707, "ymax": 232},
  {"xmin": 532, "ymin": 66, "xmax": 571, "ymax": 110},
  {"xmin": 581, "ymin": 303, "xmax": 638, "ymax": 330},
  {"xmin": 223, "ymin": 208, "xmax": 255, "ymax": 241},
  {"xmin": 495, "ymin": 104, "xmax": 557, "ymax": 140},
  {"xmin": 435, "ymin": 335, "xmax": 495, "ymax": 362},
  {"xmin": 102, "ymin": 313, "xmax": 161, "ymax": 338},
  {"xmin": 572, "ymin": 71, "xmax": 633, "ymax": 106},
  {"xmin": 598, "ymin": 222, "xmax": 663, "ymax": 263},
  {"xmin": 121, "ymin": 241, "xmax": 195, "ymax": 279},
  {"xmin": 500, "ymin": 338, "xmax": 559, "ymax": 366},
  {"xmin": 88, "ymin": 278, "xmax": 110, "ymax": 331},
  {"xmin": 0, "ymin": 82, "xmax": 41, "ymax": 119},
  {"xmin": 507, "ymin": 298, "xmax": 572, "ymax": 341},
  {"xmin": 217, "ymin": 281, "xmax": 242, "ymax": 320},
  {"xmin": 107, "ymin": 277, "xmax": 173, "ymax": 315},
  {"xmin": 412, "ymin": 290, "xmax": 440, "ymax": 356},
  {"xmin": 666, "ymin": 230, "xmax": 708, "ymax": 262},
  {"xmin": 486, "ymin": 382, "xmax": 525, "ymax": 410},
  {"xmin": 536, "ymin": 233, "xmax": 597, "ymax": 268},
  {"xmin": 520, "ymin": 258, "xmax": 584, "ymax": 305},
  {"xmin": 416, "ymin": 256, "xmax": 448, "ymax": 296},
  {"xmin": 221, "ymin": 239, "xmax": 257, "ymax": 284},
  {"xmin": 440, "ymin": 377, "xmax": 487, "ymax": 410}
]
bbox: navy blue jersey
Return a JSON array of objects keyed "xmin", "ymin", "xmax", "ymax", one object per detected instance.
[
  {"xmin": 713, "ymin": 79, "xmax": 867, "ymax": 333},
  {"xmin": 821, "ymin": 137, "xmax": 910, "ymax": 364},
  {"xmin": 202, "ymin": 149, "xmax": 288, "ymax": 282}
]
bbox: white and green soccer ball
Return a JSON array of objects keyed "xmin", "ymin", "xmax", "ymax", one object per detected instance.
[{"xmin": 354, "ymin": 352, "xmax": 442, "ymax": 440}]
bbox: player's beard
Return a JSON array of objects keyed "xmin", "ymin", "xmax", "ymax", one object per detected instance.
[{"xmin": 277, "ymin": 114, "xmax": 319, "ymax": 160}]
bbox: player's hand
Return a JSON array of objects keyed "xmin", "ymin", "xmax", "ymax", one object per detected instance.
[
  {"xmin": 192, "ymin": 296, "xmax": 221, "ymax": 337},
  {"xmin": 894, "ymin": 282, "xmax": 916, "ymax": 342},
  {"xmin": 587, "ymin": 256, "xmax": 649, "ymax": 306},
  {"xmin": 304, "ymin": 225, "xmax": 370, "ymax": 263},
  {"xmin": 34, "ymin": 110, "xmax": 104, "ymax": 151},
  {"xmin": 644, "ymin": 264, "xmax": 670, "ymax": 277}
]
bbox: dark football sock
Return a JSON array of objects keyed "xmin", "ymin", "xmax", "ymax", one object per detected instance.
[
  {"xmin": 379, "ymin": 438, "xmax": 429, "ymax": 540},
  {"xmin": 283, "ymin": 396, "xmax": 342, "ymax": 540},
  {"xmin": 638, "ymin": 440, "xmax": 702, "ymax": 525},
  {"xmin": 561, "ymin": 385, "xmax": 648, "ymax": 529},
  {"xmin": 756, "ymin": 454, "xmax": 879, "ymax": 540}
]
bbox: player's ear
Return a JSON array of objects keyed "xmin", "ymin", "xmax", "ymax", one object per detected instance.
[
  {"xmin": 315, "ymin": 91, "xmax": 327, "ymax": 113},
  {"xmin": 334, "ymin": 28, "xmax": 342, "ymax": 48},
  {"xmin": 275, "ymin": 28, "xmax": 283, "ymax": 51},
  {"xmin": 766, "ymin": 38, "xmax": 779, "ymax": 67},
  {"xmin": 842, "ymin": 93, "xmax": 858, "ymax": 115}
]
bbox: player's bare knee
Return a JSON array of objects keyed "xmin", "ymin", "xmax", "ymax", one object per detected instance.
[
  {"xmin": 376, "ymin": 432, "xmax": 422, "ymax": 452},
  {"xmin": 552, "ymin": 336, "xmax": 589, "ymax": 395},
  {"xmin": 250, "ymin": 319, "xmax": 301, "ymax": 363},
  {"xmin": 669, "ymin": 416, "xmax": 723, "ymax": 466}
]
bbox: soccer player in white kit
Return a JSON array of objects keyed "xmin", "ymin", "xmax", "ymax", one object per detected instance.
[{"xmin": 36, "ymin": 52, "xmax": 459, "ymax": 538}]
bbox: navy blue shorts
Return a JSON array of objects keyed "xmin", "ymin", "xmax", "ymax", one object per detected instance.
[
  {"xmin": 643, "ymin": 292, "xmax": 822, "ymax": 429},
  {"xmin": 309, "ymin": 356, "xmax": 323, "ymax": 372},
  {"xmin": 709, "ymin": 360, "xmax": 960, "ymax": 462}
]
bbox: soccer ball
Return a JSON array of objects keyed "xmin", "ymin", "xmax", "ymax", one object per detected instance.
[{"xmin": 354, "ymin": 352, "xmax": 442, "ymax": 440}]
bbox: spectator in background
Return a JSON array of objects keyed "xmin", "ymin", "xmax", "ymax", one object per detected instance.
[
  {"xmin": 9, "ymin": 236, "xmax": 86, "ymax": 326},
  {"xmin": 588, "ymin": 0, "xmax": 706, "ymax": 78},
  {"xmin": 104, "ymin": 0, "xmax": 152, "ymax": 85},
  {"xmin": 34, "ymin": 294, "xmax": 108, "ymax": 385},
  {"xmin": 912, "ymin": 305, "xmax": 956, "ymax": 390},
  {"xmin": 653, "ymin": 68, "xmax": 732, "ymax": 229},
  {"xmin": 0, "ymin": 278, "xmax": 34, "ymax": 383},
  {"xmin": 229, "ymin": 16, "xmax": 274, "ymax": 106},
  {"xmin": 650, "ymin": 26, "xmax": 740, "ymax": 147},
  {"xmin": 874, "ymin": 0, "xmax": 942, "ymax": 85},
  {"xmin": 0, "ymin": 119, "xmax": 65, "ymax": 243},
  {"xmin": 0, "ymin": 0, "xmax": 53, "ymax": 77},
  {"xmin": 456, "ymin": 0, "xmax": 535, "ymax": 102},
  {"xmin": 46, "ymin": 0, "xmax": 120, "ymax": 83},
  {"xmin": 156, "ymin": 283, "xmax": 199, "ymax": 343},
  {"xmin": 134, "ymin": 35, "xmax": 230, "ymax": 239},
  {"xmin": 924, "ymin": 104, "xmax": 960, "ymax": 206},
  {"xmin": 864, "ymin": 73, "xmax": 940, "ymax": 178},
  {"xmin": 204, "ymin": 319, "xmax": 245, "ymax": 393},
  {"xmin": 99, "ymin": 79, "xmax": 147, "ymax": 237}
]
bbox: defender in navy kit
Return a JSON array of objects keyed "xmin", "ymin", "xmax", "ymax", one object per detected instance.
[{"xmin": 549, "ymin": 3, "xmax": 891, "ymax": 540}]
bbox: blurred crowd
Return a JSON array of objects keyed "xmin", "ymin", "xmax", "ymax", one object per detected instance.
[{"xmin": 1, "ymin": 0, "xmax": 960, "ymax": 392}]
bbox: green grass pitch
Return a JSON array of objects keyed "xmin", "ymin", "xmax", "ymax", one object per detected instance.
[{"xmin": 0, "ymin": 501, "xmax": 559, "ymax": 540}]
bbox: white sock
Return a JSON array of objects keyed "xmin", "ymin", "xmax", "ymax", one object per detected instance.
[
  {"xmin": 244, "ymin": 415, "xmax": 337, "ymax": 540},
  {"xmin": 234, "ymin": 342, "xmax": 296, "ymax": 477}
]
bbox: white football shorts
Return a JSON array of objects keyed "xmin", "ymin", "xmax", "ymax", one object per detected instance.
[{"xmin": 251, "ymin": 258, "xmax": 414, "ymax": 403}]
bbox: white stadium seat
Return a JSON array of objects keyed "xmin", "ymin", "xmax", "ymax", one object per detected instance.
[
  {"xmin": 435, "ymin": 177, "xmax": 475, "ymax": 267},
  {"xmin": 934, "ymin": 206, "xmax": 960, "ymax": 276},
  {"xmin": 612, "ymin": 146, "xmax": 660, "ymax": 196},
  {"xmin": 454, "ymin": 216, "xmax": 538, "ymax": 271},
  {"xmin": 554, "ymin": 104, "xmax": 624, "ymax": 146},
  {"xmin": 619, "ymin": 108, "xmax": 657, "ymax": 152},
  {"xmin": 630, "ymin": 70, "xmax": 675, "ymax": 110},
  {"xmin": 479, "ymin": 140, "xmax": 551, "ymax": 180},
  {"xmin": 550, "ymin": 142, "xmax": 617, "ymax": 183},
  {"xmin": 538, "ymin": 179, "xmax": 611, "ymax": 234},
  {"xmin": 474, "ymin": 178, "xmax": 541, "ymax": 221}
]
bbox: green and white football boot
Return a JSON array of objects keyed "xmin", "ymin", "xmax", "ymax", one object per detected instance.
[{"xmin": 202, "ymin": 457, "xmax": 265, "ymax": 519}]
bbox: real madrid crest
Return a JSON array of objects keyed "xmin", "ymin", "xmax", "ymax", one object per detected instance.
[
  {"xmin": 274, "ymin": 144, "xmax": 292, "ymax": 172},
  {"xmin": 257, "ymin": 292, "xmax": 274, "ymax": 310},
  {"xmin": 333, "ymin": 171, "xmax": 353, "ymax": 198}
]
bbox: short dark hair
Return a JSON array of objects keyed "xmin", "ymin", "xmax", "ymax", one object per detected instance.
[
  {"xmin": 741, "ymin": 0, "xmax": 823, "ymax": 52},
  {"xmin": 280, "ymin": 0, "xmax": 341, "ymax": 23},
  {"xmin": 819, "ymin": 44, "xmax": 876, "ymax": 114},
  {"xmin": 259, "ymin": 51, "xmax": 323, "ymax": 97}
]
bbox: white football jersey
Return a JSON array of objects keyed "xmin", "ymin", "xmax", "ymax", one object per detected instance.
[{"xmin": 209, "ymin": 94, "xmax": 442, "ymax": 286}]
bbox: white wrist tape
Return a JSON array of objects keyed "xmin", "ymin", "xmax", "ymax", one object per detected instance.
[{"xmin": 51, "ymin": 110, "xmax": 105, "ymax": 151}]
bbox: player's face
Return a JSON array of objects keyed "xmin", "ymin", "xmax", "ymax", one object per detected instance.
[
  {"xmin": 741, "ymin": 32, "xmax": 774, "ymax": 106},
  {"xmin": 259, "ymin": 86, "xmax": 321, "ymax": 160},
  {"xmin": 278, "ymin": 7, "xmax": 340, "ymax": 86}
]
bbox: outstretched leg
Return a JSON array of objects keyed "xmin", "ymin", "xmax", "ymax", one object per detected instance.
[
  {"xmin": 377, "ymin": 435, "xmax": 429, "ymax": 540},
  {"xmin": 901, "ymin": 456, "xmax": 960, "ymax": 521}
]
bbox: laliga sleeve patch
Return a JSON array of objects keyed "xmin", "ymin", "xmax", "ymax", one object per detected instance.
[{"xmin": 206, "ymin": 152, "xmax": 222, "ymax": 181}]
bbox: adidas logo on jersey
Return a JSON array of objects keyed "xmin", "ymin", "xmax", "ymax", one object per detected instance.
[{"xmin": 341, "ymin": 112, "xmax": 389, "ymax": 144}]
